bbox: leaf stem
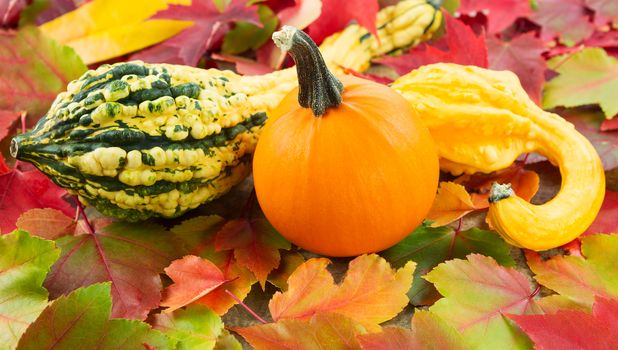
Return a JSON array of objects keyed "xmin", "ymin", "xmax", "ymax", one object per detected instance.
[
  {"xmin": 225, "ymin": 289, "xmax": 268, "ymax": 324},
  {"xmin": 76, "ymin": 198, "xmax": 95, "ymax": 235}
]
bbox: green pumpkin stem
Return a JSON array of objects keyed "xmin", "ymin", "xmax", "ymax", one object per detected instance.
[{"xmin": 272, "ymin": 26, "xmax": 343, "ymax": 117}]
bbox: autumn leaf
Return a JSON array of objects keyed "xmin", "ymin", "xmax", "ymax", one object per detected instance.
[
  {"xmin": 39, "ymin": 0, "xmax": 192, "ymax": 64},
  {"xmin": 44, "ymin": 222, "xmax": 186, "ymax": 320},
  {"xmin": 171, "ymin": 216, "xmax": 256, "ymax": 315},
  {"xmin": 560, "ymin": 108, "xmax": 618, "ymax": 170},
  {"xmin": 255, "ymin": 0, "xmax": 322, "ymax": 70},
  {"xmin": 151, "ymin": 304, "xmax": 224, "ymax": 350},
  {"xmin": 382, "ymin": 224, "xmax": 515, "ymax": 305},
  {"xmin": 584, "ymin": 189, "xmax": 618, "ymax": 234},
  {"xmin": 132, "ymin": 0, "xmax": 260, "ymax": 66},
  {"xmin": 28, "ymin": 0, "xmax": 84, "ymax": 25},
  {"xmin": 425, "ymin": 254, "xmax": 541, "ymax": 349},
  {"xmin": 0, "ymin": 230, "xmax": 59, "ymax": 349},
  {"xmin": 357, "ymin": 310, "xmax": 467, "ymax": 350},
  {"xmin": 526, "ymin": 233, "xmax": 618, "ymax": 307},
  {"xmin": 16, "ymin": 283, "xmax": 174, "ymax": 350},
  {"xmin": 307, "ymin": 0, "xmax": 377, "ymax": 45},
  {"xmin": 454, "ymin": 163, "xmax": 540, "ymax": 208},
  {"xmin": 544, "ymin": 48, "xmax": 618, "ymax": 119},
  {"xmin": 585, "ymin": 0, "xmax": 618, "ymax": 26},
  {"xmin": 0, "ymin": 26, "xmax": 86, "ymax": 123},
  {"xmin": 601, "ymin": 117, "xmax": 618, "ymax": 131},
  {"xmin": 457, "ymin": 0, "xmax": 532, "ymax": 34},
  {"xmin": 0, "ymin": 110, "xmax": 21, "ymax": 143},
  {"xmin": 426, "ymin": 182, "xmax": 478, "ymax": 226},
  {"xmin": 508, "ymin": 297, "xmax": 618, "ymax": 350},
  {"xmin": 269, "ymin": 254, "xmax": 415, "ymax": 331},
  {"xmin": 266, "ymin": 250, "xmax": 305, "ymax": 290},
  {"xmin": 161, "ymin": 255, "xmax": 228, "ymax": 312},
  {"xmin": 16, "ymin": 208, "xmax": 75, "ymax": 240},
  {"xmin": 0, "ymin": 161, "xmax": 73, "ymax": 235},
  {"xmin": 377, "ymin": 14, "xmax": 488, "ymax": 75},
  {"xmin": 535, "ymin": 294, "xmax": 590, "ymax": 314},
  {"xmin": 487, "ymin": 33, "xmax": 547, "ymax": 104},
  {"xmin": 222, "ymin": 5, "xmax": 278, "ymax": 55},
  {"xmin": 532, "ymin": 0, "xmax": 595, "ymax": 44},
  {"xmin": 0, "ymin": 0, "xmax": 29, "ymax": 27},
  {"xmin": 215, "ymin": 217, "xmax": 290, "ymax": 288},
  {"xmin": 234, "ymin": 312, "xmax": 367, "ymax": 350}
]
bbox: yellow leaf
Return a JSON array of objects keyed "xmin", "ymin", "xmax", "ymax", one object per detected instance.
[
  {"xmin": 40, "ymin": 0, "xmax": 169, "ymax": 42},
  {"xmin": 69, "ymin": 19, "xmax": 192, "ymax": 64},
  {"xmin": 39, "ymin": 0, "xmax": 192, "ymax": 64},
  {"xmin": 426, "ymin": 182, "xmax": 477, "ymax": 227}
]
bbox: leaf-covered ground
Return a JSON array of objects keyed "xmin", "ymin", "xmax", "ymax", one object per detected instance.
[{"xmin": 1, "ymin": 0, "xmax": 618, "ymax": 349}]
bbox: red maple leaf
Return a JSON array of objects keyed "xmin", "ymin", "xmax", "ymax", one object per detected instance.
[
  {"xmin": 161, "ymin": 255, "xmax": 229, "ymax": 312},
  {"xmin": 377, "ymin": 14, "xmax": 488, "ymax": 75},
  {"xmin": 548, "ymin": 30, "xmax": 618, "ymax": 59},
  {"xmin": 0, "ymin": 159, "xmax": 73, "ymax": 234},
  {"xmin": 132, "ymin": 0, "xmax": 260, "ymax": 66},
  {"xmin": 457, "ymin": 0, "xmax": 533, "ymax": 34},
  {"xmin": 584, "ymin": 190, "xmax": 618, "ymax": 235},
  {"xmin": 532, "ymin": 0, "xmax": 595, "ymax": 43},
  {"xmin": 0, "ymin": 110, "xmax": 21, "ymax": 143},
  {"xmin": 306, "ymin": 0, "xmax": 378, "ymax": 45},
  {"xmin": 585, "ymin": 0, "xmax": 618, "ymax": 26},
  {"xmin": 508, "ymin": 297, "xmax": 618, "ymax": 350},
  {"xmin": 215, "ymin": 217, "xmax": 290, "ymax": 288},
  {"xmin": 601, "ymin": 118, "xmax": 618, "ymax": 131},
  {"xmin": 0, "ymin": 0, "xmax": 30, "ymax": 27},
  {"xmin": 487, "ymin": 32, "xmax": 547, "ymax": 104}
]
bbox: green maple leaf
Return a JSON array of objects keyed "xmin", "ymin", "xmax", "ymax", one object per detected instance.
[
  {"xmin": 381, "ymin": 224, "xmax": 515, "ymax": 305},
  {"xmin": 222, "ymin": 5, "xmax": 279, "ymax": 55},
  {"xmin": 0, "ymin": 26, "xmax": 86, "ymax": 122},
  {"xmin": 425, "ymin": 254, "xmax": 541, "ymax": 350},
  {"xmin": 151, "ymin": 305, "xmax": 225, "ymax": 350},
  {"xmin": 16, "ymin": 283, "xmax": 174, "ymax": 350},
  {"xmin": 0, "ymin": 230, "xmax": 59, "ymax": 350},
  {"xmin": 543, "ymin": 48, "xmax": 618, "ymax": 119},
  {"xmin": 526, "ymin": 233, "xmax": 618, "ymax": 308}
]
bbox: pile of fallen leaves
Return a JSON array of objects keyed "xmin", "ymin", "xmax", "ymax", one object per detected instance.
[{"xmin": 1, "ymin": 0, "xmax": 617, "ymax": 349}]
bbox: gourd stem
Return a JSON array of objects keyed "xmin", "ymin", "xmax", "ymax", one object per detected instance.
[{"xmin": 272, "ymin": 26, "xmax": 343, "ymax": 117}]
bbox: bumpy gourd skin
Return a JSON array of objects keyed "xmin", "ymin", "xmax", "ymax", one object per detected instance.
[
  {"xmin": 392, "ymin": 63, "xmax": 605, "ymax": 250},
  {"xmin": 11, "ymin": 0, "xmax": 443, "ymax": 221}
]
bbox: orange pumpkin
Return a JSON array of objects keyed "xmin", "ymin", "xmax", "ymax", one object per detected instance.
[{"xmin": 253, "ymin": 26, "xmax": 439, "ymax": 256}]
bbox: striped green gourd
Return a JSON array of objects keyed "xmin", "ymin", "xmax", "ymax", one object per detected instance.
[{"xmin": 10, "ymin": 0, "xmax": 443, "ymax": 221}]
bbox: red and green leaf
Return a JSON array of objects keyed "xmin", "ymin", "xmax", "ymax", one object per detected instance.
[
  {"xmin": 425, "ymin": 254, "xmax": 541, "ymax": 349},
  {"xmin": 44, "ymin": 222, "xmax": 186, "ymax": 320},
  {"xmin": 17, "ymin": 283, "xmax": 174, "ymax": 350},
  {"xmin": 0, "ymin": 230, "xmax": 59, "ymax": 349},
  {"xmin": 382, "ymin": 224, "xmax": 515, "ymax": 306}
]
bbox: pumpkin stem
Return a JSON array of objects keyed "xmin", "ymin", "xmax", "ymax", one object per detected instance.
[{"xmin": 273, "ymin": 26, "xmax": 343, "ymax": 116}]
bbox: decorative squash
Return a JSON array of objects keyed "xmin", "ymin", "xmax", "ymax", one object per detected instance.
[
  {"xmin": 392, "ymin": 63, "xmax": 605, "ymax": 250},
  {"xmin": 10, "ymin": 1, "xmax": 443, "ymax": 221},
  {"xmin": 253, "ymin": 27, "xmax": 439, "ymax": 257}
]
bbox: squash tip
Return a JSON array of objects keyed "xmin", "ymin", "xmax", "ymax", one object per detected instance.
[{"xmin": 489, "ymin": 183, "xmax": 514, "ymax": 203}]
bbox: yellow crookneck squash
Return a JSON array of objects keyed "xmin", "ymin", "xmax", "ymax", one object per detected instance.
[
  {"xmin": 392, "ymin": 64, "xmax": 605, "ymax": 251},
  {"xmin": 253, "ymin": 26, "xmax": 439, "ymax": 257}
]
